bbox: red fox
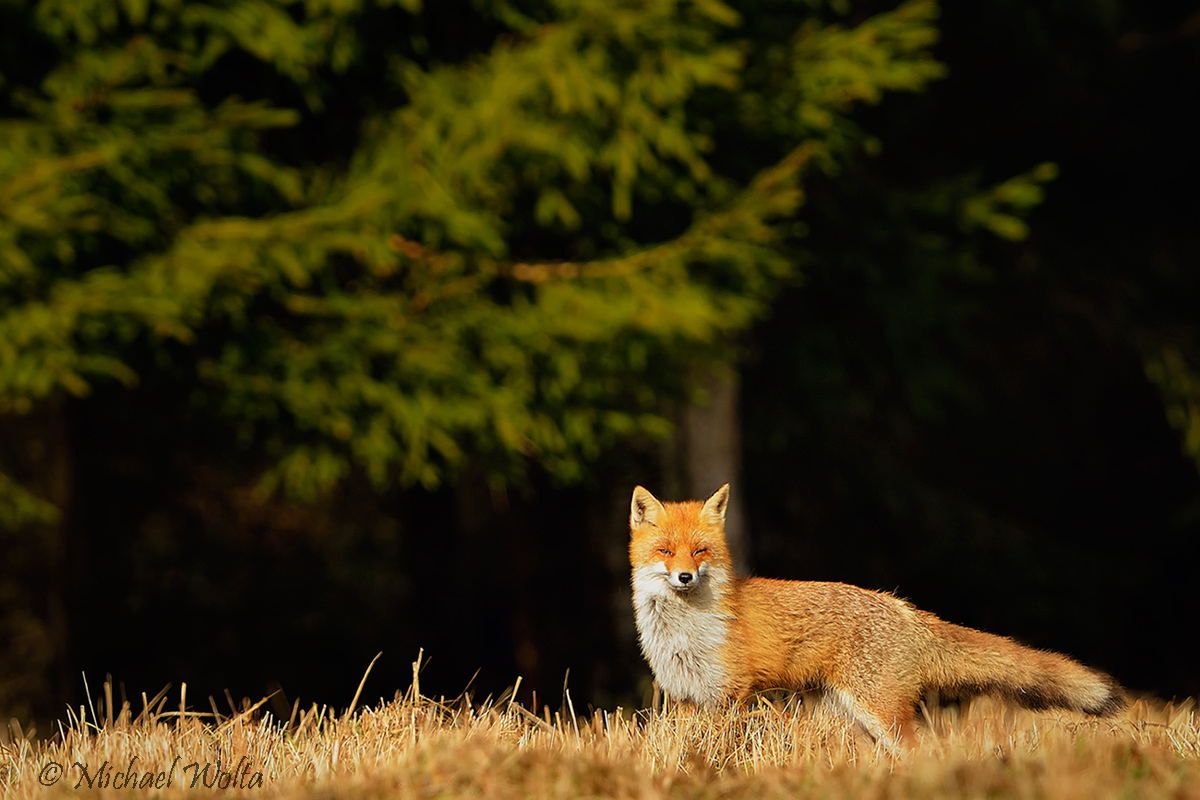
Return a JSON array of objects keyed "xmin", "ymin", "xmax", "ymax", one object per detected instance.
[{"xmin": 629, "ymin": 483, "xmax": 1125, "ymax": 745}]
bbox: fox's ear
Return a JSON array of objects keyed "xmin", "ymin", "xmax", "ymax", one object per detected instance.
[
  {"xmin": 700, "ymin": 483, "xmax": 730, "ymax": 527},
  {"xmin": 631, "ymin": 486, "xmax": 664, "ymax": 529}
]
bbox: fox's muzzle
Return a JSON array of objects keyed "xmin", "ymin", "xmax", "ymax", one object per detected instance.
[{"xmin": 667, "ymin": 568, "xmax": 700, "ymax": 591}]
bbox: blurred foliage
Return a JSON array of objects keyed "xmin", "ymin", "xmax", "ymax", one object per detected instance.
[
  {"xmin": 0, "ymin": 0, "xmax": 949, "ymax": 518},
  {"xmin": 960, "ymin": 162, "xmax": 1058, "ymax": 242},
  {"xmin": 1145, "ymin": 345, "xmax": 1200, "ymax": 463},
  {"xmin": 737, "ymin": 0, "xmax": 1200, "ymax": 704}
]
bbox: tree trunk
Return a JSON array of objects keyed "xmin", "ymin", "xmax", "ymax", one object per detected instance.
[{"xmin": 681, "ymin": 370, "xmax": 749, "ymax": 571}]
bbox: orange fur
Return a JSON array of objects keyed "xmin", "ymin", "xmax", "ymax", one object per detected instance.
[{"xmin": 629, "ymin": 484, "xmax": 1125, "ymax": 746}]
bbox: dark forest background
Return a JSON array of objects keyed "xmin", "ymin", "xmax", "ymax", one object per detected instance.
[{"xmin": 2, "ymin": 0, "xmax": 1198, "ymax": 733}]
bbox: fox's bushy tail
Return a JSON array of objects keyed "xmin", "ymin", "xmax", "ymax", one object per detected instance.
[{"xmin": 923, "ymin": 618, "xmax": 1126, "ymax": 716}]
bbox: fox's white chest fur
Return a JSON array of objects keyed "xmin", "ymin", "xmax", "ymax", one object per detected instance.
[{"xmin": 631, "ymin": 563, "xmax": 733, "ymax": 706}]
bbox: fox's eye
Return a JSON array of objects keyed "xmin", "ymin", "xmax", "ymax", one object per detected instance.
[
  {"xmin": 693, "ymin": 548, "xmax": 707, "ymax": 556},
  {"xmin": 657, "ymin": 548, "xmax": 674, "ymax": 556}
]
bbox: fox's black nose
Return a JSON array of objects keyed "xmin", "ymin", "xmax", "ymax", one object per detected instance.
[{"xmin": 677, "ymin": 572, "xmax": 694, "ymax": 584}]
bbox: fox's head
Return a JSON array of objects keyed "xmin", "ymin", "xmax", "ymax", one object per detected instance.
[{"xmin": 628, "ymin": 484, "xmax": 732, "ymax": 596}]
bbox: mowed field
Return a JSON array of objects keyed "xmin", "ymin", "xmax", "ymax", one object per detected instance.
[{"xmin": 2, "ymin": 666, "xmax": 1197, "ymax": 799}]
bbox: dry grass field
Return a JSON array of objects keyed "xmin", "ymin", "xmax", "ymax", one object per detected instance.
[{"xmin": 2, "ymin": 658, "xmax": 1197, "ymax": 798}]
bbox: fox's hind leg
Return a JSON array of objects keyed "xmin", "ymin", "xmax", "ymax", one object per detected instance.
[{"xmin": 822, "ymin": 687, "xmax": 916, "ymax": 753}]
